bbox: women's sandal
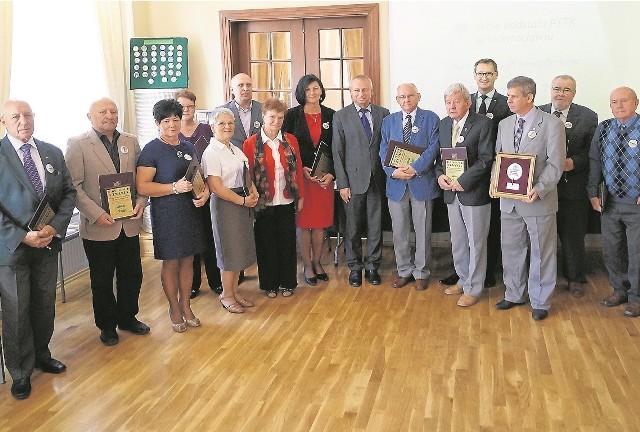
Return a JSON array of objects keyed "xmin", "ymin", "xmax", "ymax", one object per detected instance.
[
  {"xmin": 219, "ymin": 295, "xmax": 244, "ymax": 313},
  {"xmin": 169, "ymin": 308, "xmax": 187, "ymax": 332},
  {"xmin": 266, "ymin": 290, "xmax": 278, "ymax": 298},
  {"xmin": 185, "ymin": 316, "xmax": 201, "ymax": 327},
  {"xmin": 281, "ymin": 288, "xmax": 294, "ymax": 297},
  {"xmin": 234, "ymin": 293, "xmax": 254, "ymax": 307}
]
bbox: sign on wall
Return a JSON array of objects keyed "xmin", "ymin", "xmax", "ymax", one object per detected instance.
[{"xmin": 130, "ymin": 37, "xmax": 188, "ymax": 89}]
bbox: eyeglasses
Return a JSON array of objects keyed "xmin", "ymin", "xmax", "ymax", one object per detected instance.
[
  {"xmin": 396, "ymin": 94, "xmax": 418, "ymax": 101},
  {"xmin": 181, "ymin": 104, "xmax": 195, "ymax": 110},
  {"xmin": 552, "ymin": 87, "xmax": 574, "ymax": 94},
  {"xmin": 475, "ymin": 72, "xmax": 495, "ymax": 78}
]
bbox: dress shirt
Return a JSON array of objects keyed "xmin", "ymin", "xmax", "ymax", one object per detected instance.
[
  {"xmin": 403, "ymin": 108, "xmax": 418, "ymax": 127},
  {"xmin": 551, "ymin": 105, "xmax": 569, "ymax": 122},
  {"xmin": 202, "ymin": 138, "xmax": 248, "ymax": 189},
  {"xmin": 7, "ymin": 134, "xmax": 46, "ymax": 187},
  {"xmin": 356, "ymin": 103, "xmax": 373, "ymax": 129},
  {"xmin": 261, "ymin": 129, "xmax": 293, "ymax": 206},
  {"xmin": 515, "ymin": 106, "xmax": 538, "ymax": 139},
  {"xmin": 476, "ymin": 89, "xmax": 496, "ymax": 113},
  {"xmin": 235, "ymin": 101, "xmax": 252, "ymax": 137}
]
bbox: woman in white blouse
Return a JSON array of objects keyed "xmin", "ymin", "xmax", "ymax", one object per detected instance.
[{"xmin": 202, "ymin": 108, "xmax": 259, "ymax": 313}]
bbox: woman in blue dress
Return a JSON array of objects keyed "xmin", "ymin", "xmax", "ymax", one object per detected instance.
[{"xmin": 137, "ymin": 99, "xmax": 209, "ymax": 332}]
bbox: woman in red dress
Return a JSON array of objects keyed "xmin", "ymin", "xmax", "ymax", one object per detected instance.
[{"xmin": 283, "ymin": 75, "xmax": 335, "ymax": 285}]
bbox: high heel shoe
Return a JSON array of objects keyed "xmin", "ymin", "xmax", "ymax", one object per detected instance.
[
  {"xmin": 219, "ymin": 295, "xmax": 244, "ymax": 314},
  {"xmin": 184, "ymin": 316, "xmax": 201, "ymax": 327},
  {"xmin": 169, "ymin": 308, "xmax": 187, "ymax": 332},
  {"xmin": 234, "ymin": 293, "xmax": 254, "ymax": 307},
  {"xmin": 304, "ymin": 266, "xmax": 317, "ymax": 286},
  {"xmin": 312, "ymin": 263, "xmax": 329, "ymax": 281}
]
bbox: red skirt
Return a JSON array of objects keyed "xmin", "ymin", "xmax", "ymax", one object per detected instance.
[{"xmin": 296, "ymin": 176, "xmax": 334, "ymax": 229}]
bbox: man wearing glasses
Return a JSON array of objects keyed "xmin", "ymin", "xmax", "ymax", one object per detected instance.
[
  {"xmin": 539, "ymin": 76, "xmax": 598, "ymax": 298},
  {"xmin": 379, "ymin": 83, "xmax": 440, "ymax": 291},
  {"xmin": 440, "ymin": 58, "xmax": 511, "ymax": 290}
]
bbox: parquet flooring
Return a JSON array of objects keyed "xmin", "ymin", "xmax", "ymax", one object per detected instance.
[{"xmin": 1, "ymin": 242, "xmax": 639, "ymax": 431}]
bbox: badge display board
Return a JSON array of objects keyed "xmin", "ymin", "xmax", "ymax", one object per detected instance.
[{"xmin": 130, "ymin": 37, "xmax": 188, "ymax": 89}]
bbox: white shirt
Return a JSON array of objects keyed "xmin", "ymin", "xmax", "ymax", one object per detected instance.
[
  {"xmin": 7, "ymin": 134, "xmax": 46, "ymax": 187},
  {"xmin": 551, "ymin": 105, "xmax": 570, "ymax": 122},
  {"xmin": 235, "ymin": 101, "xmax": 252, "ymax": 136},
  {"xmin": 261, "ymin": 129, "xmax": 293, "ymax": 206},
  {"xmin": 476, "ymin": 89, "xmax": 496, "ymax": 113},
  {"xmin": 202, "ymin": 138, "xmax": 248, "ymax": 189}
]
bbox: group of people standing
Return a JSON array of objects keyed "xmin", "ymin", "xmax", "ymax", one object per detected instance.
[{"xmin": 1, "ymin": 58, "xmax": 639, "ymax": 400}]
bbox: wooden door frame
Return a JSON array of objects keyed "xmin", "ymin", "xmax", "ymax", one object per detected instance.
[{"xmin": 219, "ymin": 3, "xmax": 380, "ymax": 103}]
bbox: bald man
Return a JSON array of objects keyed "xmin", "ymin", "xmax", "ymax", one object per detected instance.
[
  {"xmin": 218, "ymin": 73, "xmax": 263, "ymax": 150},
  {"xmin": 65, "ymin": 98, "xmax": 150, "ymax": 347},
  {"xmin": 0, "ymin": 99, "xmax": 76, "ymax": 399},
  {"xmin": 588, "ymin": 87, "xmax": 640, "ymax": 317}
]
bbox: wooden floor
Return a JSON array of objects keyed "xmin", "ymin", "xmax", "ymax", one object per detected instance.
[{"xmin": 1, "ymin": 242, "xmax": 639, "ymax": 432}]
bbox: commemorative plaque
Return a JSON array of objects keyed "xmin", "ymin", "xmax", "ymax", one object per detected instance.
[
  {"xmin": 28, "ymin": 195, "xmax": 56, "ymax": 231},
  {"xmin": 490, "ymin": 153, "xmax": 536, "ymax": 199},
  {"xmin": 440, "ymin": 147, "xmax": 468, "ymax": 181},
  {"xmin": 310, "ymin": 141, "xmax": 332, "ymax": 178},
  {"xmin": 185, "ymin": 157, "xmax": 206, "ymax": 199},
  {"xmin": 99, "ymin": 172, "xmax": 135, "ymax": 219},
  {"xmin": 383, "ymin": 140, "xmax": 425, "ymax": 168}
]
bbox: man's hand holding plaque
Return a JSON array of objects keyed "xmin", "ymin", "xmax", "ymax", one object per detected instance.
[
  {"xmin": 383, "ymin": 140, "xmax": 425, "ymax": 169},
  {"xmin": 99, "ymin": 172, "xmax": 135, "ymax": 220}
]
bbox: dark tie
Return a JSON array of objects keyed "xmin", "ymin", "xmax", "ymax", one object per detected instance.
[
  {"xmin": 403, "ymin": 114, "xmax": 412, "ymax": 144},
  {"xmin": 514, "ymin": 117, "xmax": 525, "ymax": 153},
  {"xmin": 478, "ymin": 94, "xmax": 488, "ymax": 115},
  {"xmin": 20, "ymin": 144, "xmax": 44, "ymax": 198},
  {"xmin": 359, "ymin": 108, "xmax": 372, "ymax": 140},
  {"xmin": 553, "ymin": 110, "xmax": 562, "ymax": 118}
]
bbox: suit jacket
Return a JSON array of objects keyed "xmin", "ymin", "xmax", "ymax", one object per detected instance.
[
  {"xmin": 65, "ymin": 129, "xmax": 147, "ymax": 241},
  {"xmin": 380, "ymin": 107, "xmax": 441, "ymax": 202},
  {"xmin": 0, "ymin": 136, "xmax": 76, "ymax": 264},
  {"xmin": 471, "ymin": 91, "xmax": 511, "ymax": 136},
  {"xmin": 332, "ymin": 103, "xmax": 389, "ymax": 195},
  {"xmin": 435, "ymin": 111, "xmax": 495, "ymax": 206},
  {"xmin": 282, "ymin": 104, "xmax": 335, "ymax": 172},
  {"xmin": 495, "ymin": 108, "xmax": 566, "ymax": 216},
  {"xmin": 218, "ymin": 100, "xmax": 263, "ymax": 149},
  {"xmin": 538, "ymin": 103, "xmax": 598, "ymax": 200}
]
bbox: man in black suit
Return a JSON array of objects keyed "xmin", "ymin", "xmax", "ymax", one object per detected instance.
[
  {"xmin": 332, "ymin": 75, "xmax": 389, "ymax": 286},
  {"xmin": 436, "ymin": 84, "xmax": 495, "ymax": 306},
  {"xmin": 0, "ymin": 100, "xmax": 76, "ymax": 400},
  {"xmin": 440, "ymin": 58, "xmax": 511, "ymax": 288},
  {"xmin": 539, "ymin": 75, "xmax": 598, "ymax": 298}
]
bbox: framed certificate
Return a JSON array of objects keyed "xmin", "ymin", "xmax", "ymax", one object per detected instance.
[
  {"xmin": 185, "ymin": 157, "xmax": 206, "ymax": 199},
  {"xmin": 99, "ymin": 172, "xmax": 135, "ymax": 219},
  {"xmin": 491, "ymin": 153, "xmax": 536, "ymax": 199},
  {"xmin": 440, "ymin": 147, "xmax": 467, "ymax": 181},
  {"xmin": 383, "ymin": 140, "xmax": 425, "ymax": 168}
]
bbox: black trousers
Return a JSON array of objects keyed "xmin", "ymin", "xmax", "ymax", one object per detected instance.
[
  {"xmin": 82, "ymin": 230, "xmax": 143, "ymax": 330},
  {"xmin": 192, "ymin": 201, "xmax": 221, "ymax": 290},
  {"xmin": 557, "ymin": 198, "xmax": 590, "ymax": 282},
  {"xmin": 254, "ymin": 203, "xmax": 297, "ymax": 291}
]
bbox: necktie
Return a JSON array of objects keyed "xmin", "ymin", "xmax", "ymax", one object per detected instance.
[
  {"xmin": 553, "ymin": 110, "xmax": 562, "ymax": 118},
  {"xmin": 359, "ymin": 108, "xmax": 372, "ymax": 140},
  {"xmin": 403, "ymin": 114, "xmax": 412, "ymax": 144},
  {"xmin": 452, "ymin": 123, "xmax": 460, "ymax": 147},
  {"xmin": 20, "ymin": 144, "xmax": 44, "ymax": 198},
  {"xmin": 478, "ymin": 94, "xmax": 488, "ymax": 115},
  {"xmin": 514, "ymin": 117, "xmax": 525, "ymax": 153}
]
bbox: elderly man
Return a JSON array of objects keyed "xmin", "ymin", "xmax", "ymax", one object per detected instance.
[
  {"xmin": 332, "ymin": 75, "xmax": 389, "ymax": 286},
  {"xmin": 588, "ymin": 87, "xmax": 640, "ymax": 317},
  {"xmin": 0, "ymin": 99, "xmax": 76, "ymax": 400},
  {"xmin": 436, "ymin": 84, "xmax": 495, "ymax": 306},
  {"xmin": 379, "ymin": 83, "xmax": 440, "ymax": 291},
  {"xmin": 219, "ymin": 73, "xmax": 263, "ymax": 150},
  {"xmin": 65, "ymin": 98, "xmax": 150, "ymax": 347},
  {"xmin": 493, "ymin": 76, "xmax": 566, "ymax": 321},
  {"xmin": 539, "ymin": 75, "xmax": 598, "ymax": 298}
]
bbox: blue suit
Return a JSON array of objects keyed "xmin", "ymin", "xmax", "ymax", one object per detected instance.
[{"xmin": 379, "ymin": 108, "xmax": 440, "ymax": 281}]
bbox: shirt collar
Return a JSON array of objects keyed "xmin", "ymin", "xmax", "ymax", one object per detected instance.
[
  {"xmin": 93, "ymin": 128, "xmax": 120, "ymax": 144},
  {"xmin": 261, "ymin": 128, "xmax": 283, "ymax": 143},
  {"xmin": 354, "ymin": 103, "xmax": 372, "ymax": 113},
  {"xmin": 517, "ymin": 106, "xmax": 537, "ymax": 124},
  {"xmin": 6, "ymin": 133, "xmax": 36, "ymax": 152},
  {"xmin": 551, "ymin": 105, "xmax": 570, "ymax": 118},
  {"xmin": 617, "ymin": 113, "xmax": 639, "ymax": 128},
  {"xmin": 478, "ymin": 89, "xmax": 496, "ymax": 99},
  {"xmin": 453, "ymin": 111, "xmax": 470, "ymax": 129},
  {"xmin": 403, "ymin": 108, "xmax": 418, "ymax": 119},
  {"xmin": 235, "ymin": 100, "xmax": 252, "ymax": 113}
]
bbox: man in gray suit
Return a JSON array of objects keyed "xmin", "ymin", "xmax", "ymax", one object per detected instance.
[
  {"xmin": 219, "ymin": 73, "xmax": 263, "ymax": 149},
  {"xmin": 0, "ymin": 99, "xmax": 76, "ymax": 399},
  {"xmin": 539, "ymin": 75, "xmax": 598, "ymax": 298},
  {"xmin": 65, "ymin": 98, "xmax": 150, "ymax": 347},
  {"xmin": 436, "ymin": 84, "xmax": 495, "ymax": 307},
  {"xmin": 333, "ymin": 75, "xmax": 389, "ymax": 286},
  {"xmin": 492, "ymin": 76, "xmax": 566, "ymax": 321}
]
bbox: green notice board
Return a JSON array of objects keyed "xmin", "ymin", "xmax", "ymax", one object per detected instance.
[{"xmin": 130, "ymin": 37, "xmax": 188, "ymax": 89}]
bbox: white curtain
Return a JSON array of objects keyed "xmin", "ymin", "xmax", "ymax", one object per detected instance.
[
  {"xmin": 95, "ymin": 1, "xmax": 136, "ymax": 133},
  {"xmin": 0, "ymin": 2, "xmax": 12, "ymax": 136}
]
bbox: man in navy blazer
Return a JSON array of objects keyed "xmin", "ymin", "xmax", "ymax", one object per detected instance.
[
  {"xmin": 492, "ymin": 77, "xmax": 566, "ymax": 321},
  {"xmin": 0, "ymin": 100, "xmax": 76, "ymax": 399},
  {"xmin": 218, "ymin": 73, "xmax": 263, "ymax": 150},
  {"xmin": 539, "ymin": 75, "xmax": 598, "ymax": 298},
  {"xmin": 436, "ymin": 84, "xmax": 495, "ymax": 307},
  {"xmin": 380, "ymin": 83, "xmax": 440, "ymax": 290}
]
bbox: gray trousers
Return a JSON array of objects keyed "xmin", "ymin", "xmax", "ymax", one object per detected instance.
[
  {"xmin": 448, "ymin": 196, "xmax": 491, "ymax": 297},
  {"xmin": 388, "ymin": 189, "xmax": 433, "ymax": 280},
  {"xmin": 343, "ymin": 177, "xmax": 383, "ymax": 271}
]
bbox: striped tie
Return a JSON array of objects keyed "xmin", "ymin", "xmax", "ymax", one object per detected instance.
[
  {"xmin": 403, "ymin": 114, "xmax": 412, "ymax": 144},
  {"xmin": 514, "ymin": 117, "xmax": 525, "ymax": 153},
  {"xmin": 20, "ymin": 144, "xmax": 44, "ymax": 197}
]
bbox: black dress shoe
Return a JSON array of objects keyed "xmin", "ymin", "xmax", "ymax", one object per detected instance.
[
  {"xmin": 100, "ymin": 329, "xmax": 119, "ymax": 346},
  {"xmin": 365, "ymin": 269, "xmax": 381, "ymax": 285},
  {"xmin": 190, "ymin": 287, "xmax": 200, "ymax": 299},
  {"xmin": 312, "ymin": 264, "xmax": 329, "ymax": 281},
  {"xmin": 304, "ymin": 267, "xmax": 317, "ymax": 286},
  {"xmin": 11, "ymin": 378, "xmax": 31, "ymax": 400},
  {"xmin": 349, "ymin": 270, "xmax": 362, "ymax": 287},
  {"xmin": 211, "ymin": 285, "xmax": 223, "ymax": 295},
  {"xmin": 532, "ymin": 309, "xmax": 549, "ymax": 321},
  {"xmin": 118, "ymin": 319, "xmax": 151, "ymax": 335},
  {"xmin": 484, "ymin": 274, "xmax": 496, "ymax": 288},
  {"xmin": 495, "ymin": 299, "xmax": 525, "ymax": 310},
  {"xmin": 440, "ymin": 273, "xmax": 460, "ymax": 286},
  {"xmin": 238, "ymin": 271, "xmax": 245, "ymax": 284},
  {"xmin": 35, "ymin": 358, "xmax": 67, "ymax": 374}
]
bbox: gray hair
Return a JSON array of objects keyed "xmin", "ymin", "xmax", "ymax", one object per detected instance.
[
  {"xmin": 443, "ymin": 83, "xmax": 471, "ymax": 102},
  {"xmin": 209, "ymin": 107, "xmax": 235, "ymax": 125},
  {"xmin": 507, "ymin": 76, "xmax": 536, "ymax": 100}
]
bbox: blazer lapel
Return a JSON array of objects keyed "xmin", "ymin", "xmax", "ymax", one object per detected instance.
[
  {"xmin": 518, "ymin": 110, "xmax": 544, "ymax": 154},
  {"xmin": 90, "ymin": 133, "xmax": 118, "ymax": 174},
  {"xmin": 1, "ymin": 136, "xmax": 37, "ymax": 197},
  {"xmin": 118, "ymin": 135, "xmax": 132, "ymax": 173},
  {"xmin": 487, "ymin": 98, "xmax": 498, "ymax": 113},
  {"xmin": 442, "ymin": 117, "xmax": 453, "ymax": 148},
  {"xmin": 250, "ymin": 103, "xmax": 262, "ymax": 136}
]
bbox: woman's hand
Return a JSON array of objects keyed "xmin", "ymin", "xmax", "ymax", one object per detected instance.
[
  {"xmin": 317, "ymin": 173, "xmax": 334, "ymax": 189},
  {"xmin": 302, "ymin": 166, "xmax": 315, "ymax": 180},
  {"xmin": 192, "ymin": 188, "xmax": 210, "ymax": 207},
  {"xmin": 173, "ymin": 177, "xmax": 193, "ymax": 195},
  {"xmin": 244, "ymin": 191, "xmax": 259, "ymax": 208}
]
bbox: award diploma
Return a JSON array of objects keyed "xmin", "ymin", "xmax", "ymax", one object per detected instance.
[
  {"xmin": 99, "ymin": 172, "xmax": 135, "ymax": 219},
  {"xmin": 383, "ymin": 140, "xmax": 425, "ymax": 168},
  {"xmin": 490, "ymin": 153, "xmax": 536, "ymax": 200},
  {"xmin": 440, "ymin": 147, "xmax": 467, "ymax": 181}
]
